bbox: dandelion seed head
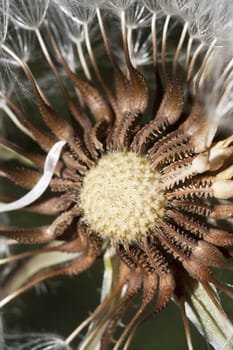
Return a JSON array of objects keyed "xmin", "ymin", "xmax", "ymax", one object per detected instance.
[{"xmin": 1, "ymin": 1, "xmax": 233, "ymax": 350}]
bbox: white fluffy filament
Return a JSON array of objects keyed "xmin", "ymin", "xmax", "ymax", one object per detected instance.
[{"xmin": 0, "ymin": 140, "xmax": 66, "ymax": 212}]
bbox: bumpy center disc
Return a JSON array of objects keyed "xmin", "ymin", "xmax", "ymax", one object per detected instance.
[{"xmin": 80, "ymin": 152, "xmax": 165, "ymax": 241}]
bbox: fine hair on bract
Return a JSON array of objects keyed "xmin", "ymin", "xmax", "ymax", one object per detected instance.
[{"xmin": 1, "ymin": 1, "xmax": 233, "ymax": 349}]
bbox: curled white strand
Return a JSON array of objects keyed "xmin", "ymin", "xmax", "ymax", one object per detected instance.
[{"xmin": 0, "ymin": 140, "xmax": 66, "ymax": 213}]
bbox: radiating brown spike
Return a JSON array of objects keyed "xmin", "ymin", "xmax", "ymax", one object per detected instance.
[
  {"xmin": 67, "ymin": 140, "xmax": 94, "ymax": 168},
  {"xmin": 0, "ymin": 195, "xmax": 76, "ymax": 215},
  {"xmin": 36, "ymin": 25, "xmax": 92, "ymax": 133},
  {"xmin": 165, "ymin": 210, "xmax": 205, "ymax": 239},
  {"xmin": 46, "ymin": 25, "xmax": 113, "ymax": 124},
  {"xmin": 0, "ymin": 166, "xmax": 41, "ymax": 189},
  {"xmin": 37, "ymin": 98, "xmax": 74, "ymax": 142},
  {"xmin": 19, "ymin": 61, "xmax": 75, "ymax": 143},
  {"xmin": 115, "ymin": 244, "xmax": 138, "ymax": 271},
  {"xmin": 210, "ymin": 204, "xmax": 233, "ymax": 219},
  {"xmin": 130, "ymin": 81, "xmax": 184, "ymax": 153},
  {"xmin": 65, "ymin": 71, "xmax": 114, "ymax": 124},
  {"xmin": 89, "ymin": 119, "xmax": 109, "ymax": 152},
  {"xmin": 204, "ymin": 228, "xmax": 233, "ymax": 246},
  {"xmin": 179, "ymin": 101, "xmax": 201, "ymax": 134},
  {"xmin": 154, "ymin": 273, "xmax": 175, "ymax": 313},
  {"xmin": 0, "ymin": 237, "xmax": 87, "ymax": 266},
  {"xmin": 0, "ymin": 207, "xmax": 81, "ymax": 244},
  {"xmin": 130, "ymin": 118, "xmax": 166, "ymax": 153},
  {"xmin": 114, "ymin": 66, "xmax": 132, "ymax": 117},
  {"xmin": 63, "ymin": 93, "xmax": 92, "ymax": 131},
  {"xmin": 120, "ymin": 11, "xmax": 149, "ymax": 115},
  {"xmin": 46, "ymin": 207, "xmax": 82, "ymax": 240},
  {"xmin": 172, "ymin": 200, "xmax": 212, "ymax": 217},
  {"xmin": 61, "ymin": 153, "xmax": 88, "ymax": 175},
  {"xmin": 155, "ymin": 80, "xmax": 184, "ymax": 124},
  {"xmin": 0, "ymin": 139, "xmax": 46, "ymax": 169},
  {"xmin": 128, "ymin": 66, "xmax": 149, "ymax": 114},
  {"xmin": 191, "ymin": 240, "xmax": 232, "ymax": 270},
  {"xmin": 0, "ymin": 226, "xmax": 55, "ymax": 244},
  {"xmin": 116, "ymin": 110, "xmax": 142, "ymax": 151},
  {"xmin": 83, "ymin": 132, "xmax": 99, "ymax": 160},
  {"xmin": 182, "ymin": 258, "xmax": 214, "ymax": 282},
  {"xmin": 50, "ymin": 178, "xmax": 81, "ymax": 192}
]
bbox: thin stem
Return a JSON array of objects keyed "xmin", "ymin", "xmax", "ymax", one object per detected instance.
[
  {"xmin": 217, "ymin": 78, "xmax": 233, "ymax": 115},
  {"xmin": 83, "ymin": 22, "xmax": 102, "ymax": 82},
  {"xmin": 35, "ymin": 28, "xmax": 69, "ymax": 98},
  {"xmin": 179, "ymin": 296, "xmax": 193, "ymax": 350},
  {"xmin": 0, "ymin": 90, "xmax": 55, "ymax": 152},
  {"xmin": 201, "ymin": 282, "xmax": 231, "ymax": 323},
  {"xmin": 96, "ymin": 7, "xmax": 124, "ymax": 122},
  {"xmin": 2, "ymin": 44, "xmax": 49, "ymax": 105},
  {"xmin": 210, "ymin": 277, "xmax": 233, "ymax": 301},
  {"xmin": 122, "ymin": 319, "xmax": 140, "ymax": 350},
  {"xmin": 220, "ymin": 58, "xmax": 233, "ymax": 82},
  {"xmin": 151, "ymin": 13, "xmax": 157, "ymax": 72},
  {"xmin": 173, "ymin": 22, "xmax": 188, "ymax": 78},
  {"xmin": 78, "ymin": 295, "xmax": 131, "ymax": 349},
  {"xmin": 0, "ymin": 243, "xmax": 72, "ymax": 266},
  {"xmin": 161, "ymin": 15, "xmax": 171, "ymax": 84},
  {"xmin": 194, "ymin": 39, "xmax": 216, "ymax": 94},
  {"xmin": 75, "ymin": 39, "xmax": 91, "ymax": 80},
  {"xmin": 166, "ymin": 186, "xmax": 212, "ymax": 199},
  {"xmin": 83, "ymin": 21, "xmax": 117, "ymax": 113},
  {"xmin": 64, "ymin": 280, "xmax": 124, "ymax": 346},
  {"xmin": 112, "ymin": 300, "xmax": 150, "ymax": 350},
  {"xmin": 187, "ymin": 42, "xmax": 204, "ymax": 81},
  {"xmin": 217, "ymin": 62, "xmax": 233, "ymax": 105},
  {"xmin": 220, "ymin": 71, "xmax": 233, "ymax": 99},
  {"xmin": 0, "ymin": 267, "xmax": 60, "ymax": 308},
  {"xmin": 96, "ymin": 8, "xmax": 115, "ymax": 66},
  {"xmin": 127, "ymin": 27, "xmax": 133, "ymax": 66},
  {"xmin": 121, "ymin": 9, "xmax": 131, "ymax": 72},
  {"xmin": 151, "ymin": 12, "xmax": 164, "ymax": 114},
  {"xmin": 184, "ymin": 36, "xmax": 193, "ymax": 72}
]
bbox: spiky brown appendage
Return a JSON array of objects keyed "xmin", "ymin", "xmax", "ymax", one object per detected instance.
[{"xmin": 1, "ymin": 3, "xmax": 233, "ymax": 350}]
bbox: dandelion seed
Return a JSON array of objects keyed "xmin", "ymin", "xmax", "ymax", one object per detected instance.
[{"xmin": 1, "ymin": 1, "xmax": 233, "ymax": 350}]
